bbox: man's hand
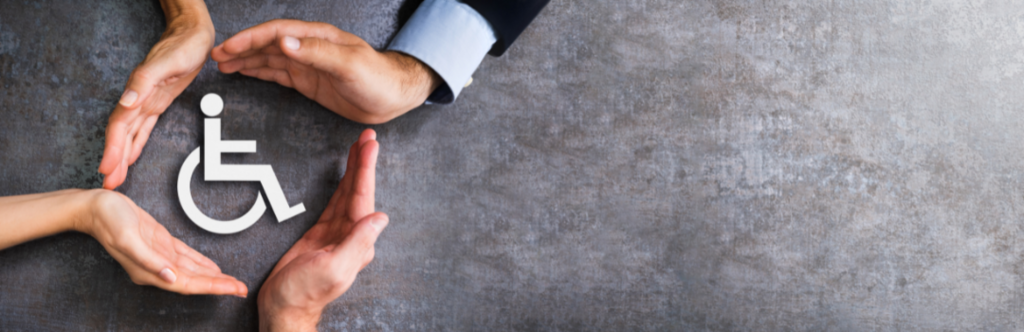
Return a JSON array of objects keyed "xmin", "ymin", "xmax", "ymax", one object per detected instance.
[
  {"xmin": 81, "ymin": 190, "xmax": 248, "ymax": 296},
  {"xmin": 258, "ymin": 129, "xmax": 388, "ymax": 332},
  {"xmin": 212, "ymin": 19, "xmax": 440, "ymax": 125},
  {"xmin": 98, "ymin": 0, "xmax": 215, "ymax": 189}
]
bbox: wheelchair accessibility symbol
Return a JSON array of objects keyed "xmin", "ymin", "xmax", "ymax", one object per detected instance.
[{"xmin": 177, "ymin": 93, "xmax": 306, "ymax": 234}]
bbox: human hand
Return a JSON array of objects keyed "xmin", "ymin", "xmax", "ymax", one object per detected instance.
[
  {"xmin": 98, "ymin": 1, "xmax": 215, "ymax": 189},
  {"xmin": 211, "ymin": 19, "xmax": 440, "ymax": 125},
  {"xmin": 258, "ymin": 129, "xmax": 388, "ymax": 331},
  {"xmin": 78, "ymin": 190, "xmax": 248, "ymax": 296}
]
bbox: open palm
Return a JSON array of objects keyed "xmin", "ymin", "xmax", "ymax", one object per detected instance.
[
  {"xmin": 258, "ymin": 129, "xmax": 389, "ymax": 328},
  {"xmin": 211, "ymin": 19, "xmax": 438, "ymax": 124},
  {"xmin": 99, "ymin": 19, "xmax": 215, "ymax": 190},
  {"xmin": 85, "ymin": 191, "xmax": 248, "ymax": 296}
]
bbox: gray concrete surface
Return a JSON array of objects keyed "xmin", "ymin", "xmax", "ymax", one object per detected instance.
[{"xmin": 3, "ymin": 0, "xmax": 1024, "ymax": 330}]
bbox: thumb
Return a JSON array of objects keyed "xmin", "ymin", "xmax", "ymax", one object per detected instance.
[
  {"xmin": 279, "ymin": 35, "xmax": 357, "ymax": 75},
  {"xmin": 331, "ymin": 212, "xmax": 389, "ymax": 267},
  {"xmin": 98, "ymin": 59, "xmax": 178, "ymax": 175},
  {"xmin": 118, "ymin": 60, "xmax": 176, "ymax": 110}
]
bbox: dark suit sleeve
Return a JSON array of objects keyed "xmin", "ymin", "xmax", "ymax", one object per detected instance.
[{"xmin": 461, "ymin": 0, "xmax": 550, "ymax": 56}]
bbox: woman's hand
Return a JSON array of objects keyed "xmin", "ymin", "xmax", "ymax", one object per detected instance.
[
  {"xmin": 79, "ymin": 190, "xmax": 248, "ymax": 297},
  {"xmin": 258, "ymin": 129, "xmax": 388, "ymax": 331},
  {"xmin": 0, "ymin": 189, "xmax": 247, "ymax": 297},
  {"xmin": 99, "ymin": 0, "xmax": 216, "ymax": 190}
]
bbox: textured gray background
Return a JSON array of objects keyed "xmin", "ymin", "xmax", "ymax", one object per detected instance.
[{"xmin": 3, "ymin": 0, "xmax": 1024, "ymax": 330}]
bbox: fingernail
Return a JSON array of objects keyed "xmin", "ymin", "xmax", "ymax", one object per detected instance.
[
  {"xmin": 119, "ymin": 90, "xmax": 138, "ymax": 107},
  {"xmin": 283, "ymin": 36, "xmax": 300, "ymax": 50},
  {"xmin": 371, "ymin": 215, "xmax": 389, "ymax": 230},
  {"xmin": 159, "ymin": 268, "xmax": 177, "ymax": 283}
]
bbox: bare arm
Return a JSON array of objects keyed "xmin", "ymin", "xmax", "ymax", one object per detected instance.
[
  {"xmin": 0, "ymin": 189, "xmax": 248, "ymax": 297},
  {"xmin": 0, "ymin": 189, "xmax": 94, "ymax": 250}
]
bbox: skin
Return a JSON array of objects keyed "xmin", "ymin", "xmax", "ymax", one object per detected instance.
[
  {"xmin": 0, "ymin": 189, "xmax": 247, "ymax": 297},
  {"xmin": 100, "ymin": 15, "xmax": 437, "ymax": 191},
  {"xmin": 0, "ymin": 128, "xmax": 385, "ymax": 319},
  {"xmin": 90, "ymin": 1, "xmax": 397, "ymax": 324},
  {"xmin": 98, "ymin": 0, "xmax": 215, "ymax": 190},
  {"xmin": 258, "ymin": 129, "xmax": 388, "ymax": 332},
  {"xmin": 211, "ymin": 19, "xmax": 441, "ymax": 125}
]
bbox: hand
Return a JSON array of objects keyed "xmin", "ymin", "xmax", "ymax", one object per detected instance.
[
  {"xmin": 211, "ymin": 19, "xmax": 440, "ymax": 125},
  {"xmin": 258, "ymin": 129, "xmax": 388, "ymax": 331},
  {"xmin": 98, "ymin": 2, "xmax": 215, "ymax": 189},
  {"xmin": 79, "ymin": 190, "xmax": 248, "ymax": 297},
  {"xmin": 0, "ymin": 189, "xmax": 245, "ymax": 296}
]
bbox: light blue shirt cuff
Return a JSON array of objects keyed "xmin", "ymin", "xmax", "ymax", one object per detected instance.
[{"xmin": 386, "ymin": 0, "xmax": 497, "ymax": 104}]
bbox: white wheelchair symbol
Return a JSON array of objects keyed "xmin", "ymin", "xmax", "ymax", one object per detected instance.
[{"xmin": 177, "ymin": 93, "xmax": 305, "ymax": 234}]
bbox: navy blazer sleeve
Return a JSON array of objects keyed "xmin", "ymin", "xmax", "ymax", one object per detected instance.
[{"xmin": 461, "ymin": 0, "xmax": 550, "ymax": 56}]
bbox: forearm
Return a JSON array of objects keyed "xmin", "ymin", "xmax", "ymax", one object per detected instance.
[{"xmin": 0, "ymin": 189, "xmax": 98, "ymax": 250}]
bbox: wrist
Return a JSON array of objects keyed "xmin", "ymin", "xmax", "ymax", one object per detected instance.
[
  {"xmin": 258, "ymin": 286, "xmax": 321, "ymax": 332},
  {"xmin": 70, "ymin": 189, "xmax": 107, "ymax": 235},
  {"xmin": 382, "ymin": 51, "xmax": 441, "ymax": 106},
  {"xmin": 161, "ymin": 0, "xmax": 215, "ymax": 40},
  {"xmin": 258, "ymin": 305, "xmax": 322, "ymax": 332}
]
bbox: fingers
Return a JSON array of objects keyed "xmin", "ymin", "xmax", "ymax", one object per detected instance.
[
  {"xmin": 115, "ymin": 232, "xmax": 177, "ymax": 284},
  {"xmin": 333, "ymin": 129, "xmax": 377, "ymax": 219},
  {"xmin": 338, "ymin": 134, "xmax": 367, "ymax": 191},
  {"xmin": 128, "ymin": 116, "xmax": 158, "ymax": 166},
  {"xmin": 212, "ymin": 19, "xmax": 356, "ymax": 63},
  {"xmin": 238, "ymin": 68, "xmax": 295, "ymax": 88},
  {"xmin": 319, "ymin": 162, "xmax": 348, "ymax": 222},
  {"xmin": 101, "ymin": 130, "xmax": 135, "ymax": 189},
  {"xmin": 118, "ymin": 57, "xmax": 181, "ymax": 112},
  {"xmin": 218, "ymin": 54, "xmax": 291, "ymax": 74},
  {"xmin": 128, "ymin": 211, "xmax": 245, "ymax": 297},
  {"xmin": 175, "ymin": 273, "xmax": 249, "ymax": 297},
  {"xmin": 278, "ymin": 36, "xmax": 361, "ymax": 77},
  {"xmin": 100, "ymin": 49, "xmax": 197, "ymax": 187},
  {"xmin": 358, "ymin": 128, "xmax": 377, "ymax": 146},
  {"xmin": 173, "ymin": 238, "xmax": 221, "ymax": 273},
  {"xmin": 98, "ymin": 120, "xmax": 127, "ymax": 176},
  {"xmin": 122, "ymin": 255, "xmax": 246, "ymax": 297},
  {"xmin": 331, "ymin": 212, "xmax": 389, "ymax": 270},
  {"xmin": 346, "ymin": 136, "xmax": 379, "ymax": 220}
]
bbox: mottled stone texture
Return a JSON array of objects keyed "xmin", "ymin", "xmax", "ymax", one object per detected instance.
[{"xmin": 5, "ymin": 0, "xmax": 1024, "ymax": 330}]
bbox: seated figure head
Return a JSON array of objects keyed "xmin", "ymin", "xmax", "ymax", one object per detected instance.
[{"xmin": 201, "ymin": 93, "xmax": 224, "ymax": 117}]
